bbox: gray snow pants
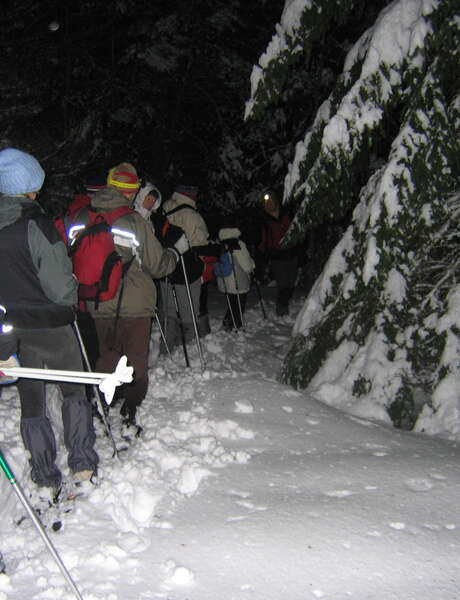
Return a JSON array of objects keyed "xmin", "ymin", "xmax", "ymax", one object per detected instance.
[
  {"xmin": 160, "ymin": 278, "xmax": 202, "ymax": 350},
  {"xmin": 16, "ymin": 325, "xmax": 98, "ymax": 488},
  {"xmin": 270, "ymin": 256, "xmax": 298, "ymax": 312}
]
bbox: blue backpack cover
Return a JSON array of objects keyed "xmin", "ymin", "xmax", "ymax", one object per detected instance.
[{"xmin": 214, "ymin": 251, "xmax": 233, "ymax": 278}]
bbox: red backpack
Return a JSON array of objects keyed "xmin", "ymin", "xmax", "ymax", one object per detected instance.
[{"xmin": 68, "ymin": 206, "xmax": 135, "ymax": 308}]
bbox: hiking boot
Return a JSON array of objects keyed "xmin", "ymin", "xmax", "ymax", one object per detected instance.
[
  {"xmin": 67, "ymin": 470, "xmax": 97, "ymax": 500},
  {"xmin": 73, "ymin": 469, "xmax": 94, "ymax": 482}
]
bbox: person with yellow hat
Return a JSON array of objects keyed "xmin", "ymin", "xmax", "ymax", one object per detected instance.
[{"xmin": 68, "ymin": 162, "xmax": 187, "ymax": 437}]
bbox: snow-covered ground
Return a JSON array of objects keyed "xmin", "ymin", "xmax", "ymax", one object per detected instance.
[{"xmin": 1, "ymin": 282, "xmax": 459, "ymax": 600}]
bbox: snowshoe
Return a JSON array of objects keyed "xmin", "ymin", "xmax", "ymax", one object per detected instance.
[{"xmin": 121, "ymin": 418, "xmax": 143, "ymax": 441}]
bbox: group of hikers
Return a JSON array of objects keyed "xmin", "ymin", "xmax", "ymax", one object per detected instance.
[{"xmin": 0, "ymin": 146, "xmax": 300, "ymax": 519}]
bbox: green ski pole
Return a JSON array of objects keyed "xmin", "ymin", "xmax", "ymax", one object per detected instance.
[{"xmin": 0, "ymin": 449, "xmax": 85, "ymax": 600}]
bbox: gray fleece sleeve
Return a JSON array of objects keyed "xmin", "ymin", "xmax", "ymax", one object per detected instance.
[{"xmin": 28, "ymin": 220, "xmax": 78, "ymax": 306}]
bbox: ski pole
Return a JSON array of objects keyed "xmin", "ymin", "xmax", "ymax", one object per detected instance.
[
  {"xmin": 1, "ymin": 371, "xmax": 106, "ymax": 385},
  {"xmin": 0, "ymin": 449, "xmax": 85, "ymax": 600},
  {"xmin": 220, "ymin": 275, "xmax": 238, "ymax": 330},
  {"xmin": 163, "ymin": 278, "xmax": 169, "ymax": 342},
  {"xmin": 227, "ymin": 250, "xmax": 246, "ymax": 331},
  {"xmin": 73, "ymin": 321, "xmax": 122, "ymax": 459},
  {"xmin": 253, "ymin": 277, "xmax": 267, "ymax": 320},
  {"xmin": 153, "ymin": 309, "xmax": 173, "ymax": 361},
  {"xmin": 0, "ymin": 360, "xmax": 133, "ymax": 391},
  {"xmin": 0, "ymin": 366, "xmax": 123, "ymax": 382},
  {"xmin": 169, "ymin": 279, "xmax": 190, "ymax": 368},
  {"xmin": 179, "ymin": 255, "xmax": 206, "ymax": 371}
]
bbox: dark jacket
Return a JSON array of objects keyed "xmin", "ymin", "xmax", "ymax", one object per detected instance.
[{"xmin": 0, "ymin": 195, "xmax": 77, "ymax": 328}]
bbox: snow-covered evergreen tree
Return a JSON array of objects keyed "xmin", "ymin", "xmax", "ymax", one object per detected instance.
[{"xmin": 246, "ymin": 0, "xmax": 460, "ymax": 434}]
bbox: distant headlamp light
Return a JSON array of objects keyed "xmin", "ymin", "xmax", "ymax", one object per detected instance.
[{"xmin": 263, "ymin": 194, "xmax": 270, "ymax": 201}]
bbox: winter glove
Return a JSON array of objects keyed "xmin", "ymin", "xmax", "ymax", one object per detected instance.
[
  {"xmin": 194, "ymin": 242, "xmax": 222, "ymax": 257},
  {"xmin": 173, "ymin": 233, "xmax": 189, "ymax": 255},
  {"xmin": 162, "ymin": 223, "xmax": 189, "ymax": 255},
  {"xmin": 222, "ymin": 238, "xmax": 240, "ymax": 252}
]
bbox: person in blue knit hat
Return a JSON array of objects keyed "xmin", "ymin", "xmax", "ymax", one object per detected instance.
[
  {"xmin": 0, "ymin": 147, "xmax": 45, "ymax": 194},
  {"xmin": 0, "ymin": 148, "xmax": 99, "ymax": 509}
]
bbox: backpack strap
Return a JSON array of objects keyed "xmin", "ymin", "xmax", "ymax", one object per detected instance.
[
  {"xmin": 164, "ymin": 204, "xmax": 197, "ymax": 218},
  {"xmin": 103, "ymin": 206, "xmax": 142, "ymax": 265},
  {"xmin": 161, "ymin": 203, "xmax": 197, "ymax": 242},
  {"xmin": 100, "ymin": 205, "xmax": 135, "ymax": 225}
]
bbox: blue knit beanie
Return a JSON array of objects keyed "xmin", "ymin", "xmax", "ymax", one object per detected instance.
[{"xmin": 0, "ymin": 148, "xmax": 45, "ymax": 194}]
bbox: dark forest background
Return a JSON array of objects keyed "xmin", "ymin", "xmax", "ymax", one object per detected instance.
[{"xmin": 1, "ymin": 0, "xmax": 389, "ymax": 285}]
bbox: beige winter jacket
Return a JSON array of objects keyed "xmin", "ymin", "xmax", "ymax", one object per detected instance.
[
  {"xmin": 72, "ymin": 187, "xmax": 177, "ymax": 318},
  {"xmin": 162, "ymin": 192, "xmax": 209, "ymax": 247},
  {"xmin": 216, "ymin": 228, "xmax": 255, "ymax": 295}
]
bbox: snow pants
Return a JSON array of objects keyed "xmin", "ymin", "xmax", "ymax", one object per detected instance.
[
  {"xmin": 270, "ymin": 256, "xmax": 298, "ymax": 315},
  {"xmin": 16, "ymin": 325, "xmax": 98, "ymax": 488},
  {"xmin": 160, "ymin": 278, "xmax": 201, "ymax": 351},
  {"xmin": 94, "ymin": 316, "xmax": 151, "ymax": 419}
]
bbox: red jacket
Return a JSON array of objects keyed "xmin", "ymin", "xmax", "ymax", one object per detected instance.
[{"xmin": 259, "ymin": 212, "xmax": 291, "ymax": 252}]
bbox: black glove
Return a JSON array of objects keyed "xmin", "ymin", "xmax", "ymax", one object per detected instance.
[
  {"xmin": 162, "ymin": 224, "xmax": 188, "ymax": 250},
  {"xmin": 222, "ymin": 238, "xmax": 240, "ymax": 252},
  {"xmin": 193, "ymin": 243, "xmax": 222, "ymax": 257}
]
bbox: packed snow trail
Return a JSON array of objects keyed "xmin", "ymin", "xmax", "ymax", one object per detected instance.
[{"xmin": 0, "ymin": 284, "xmax": 459, "ymax": 600}]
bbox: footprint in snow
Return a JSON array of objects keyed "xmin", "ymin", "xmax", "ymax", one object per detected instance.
[
  {"xmin": 324, "ymin": 490, "xmax": 354, "ymax": 498},
  {"xmin": 236, "ymin": 500, "xmax": 268, "ymax": 511},
  {"xmin": 429, "ymin": 472, "xmax": 447, "ymax": 481},
  {"xmin": 405, "ymin": 478, "xmax": 433, "ymax": 492},
  {"xmin": 234, "ymin": 400, "xmax": 254, "ymax": 413},
  {"xmin": 228, "ymin": 489, "xmax": 251, "ymax": 499}
]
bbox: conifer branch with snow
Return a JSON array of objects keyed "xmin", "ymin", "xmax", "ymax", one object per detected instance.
[{"xmin": 246, "ymin": 0, "xmax": 460, "ymax": 434}]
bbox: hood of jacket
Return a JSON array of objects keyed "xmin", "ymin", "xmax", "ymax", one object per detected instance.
[
  {"xmin": 0, "ymin": 195, "xmax": 42, "ymax": 231},
  {"xmin": 134, "ymin": 183, "xmax": 162, "ymax": 219},
  {"xmin": 218, "ymin": 227, "xmax": 241, "ymax": 241},
  {"xmin": 163, "ymin": 192, "xmax": 197, "ymax": 213},
  {"xmin": 91, "ymin": 186, "xmax": 132, "ymax": 212}
]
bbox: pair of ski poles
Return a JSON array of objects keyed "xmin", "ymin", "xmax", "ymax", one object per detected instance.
[
  {"xmin": 163, "ymin": 254, "xmax": 206, "ymax": 371},
  {"xmin": 218, "ymin": 244, "xmax": 267, "ymax": 329},
  {"xmin": 219, "ymin": 251, "xmax": 246, "ymax": 332}
]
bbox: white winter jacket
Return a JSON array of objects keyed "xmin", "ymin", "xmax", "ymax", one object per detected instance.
[{"xmin": 216, "ymin": 228, "xmax": 255, "ymax": 294}]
